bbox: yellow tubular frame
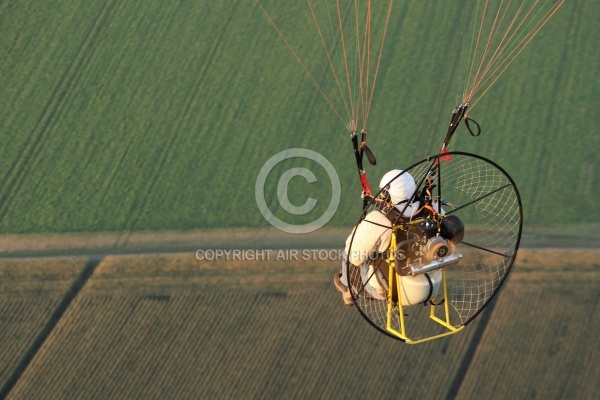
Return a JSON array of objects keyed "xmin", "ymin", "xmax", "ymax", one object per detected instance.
[{"xmin": 385, "ymin": 225, "xmax": 464, "ymax": 344}]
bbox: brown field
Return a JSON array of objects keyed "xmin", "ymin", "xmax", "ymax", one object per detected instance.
[
  {"xmin": 0, "ymin": 258, "xmax": 88, "ymax": 395},
  {"xmin": 0, "ymin": 246, "xmax": 598, "ymax": 399}
]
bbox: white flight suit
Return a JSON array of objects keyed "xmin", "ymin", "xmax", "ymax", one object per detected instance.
[{"xmin": 341, "ymin": 200, "xmax": 445, "ymax": 304}]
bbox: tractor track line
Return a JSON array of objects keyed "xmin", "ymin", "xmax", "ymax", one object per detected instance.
[
  {"xmin": 0, "ymin": 0, "xmax": 119, "ymax": 222},
  {"xmin": 115, "ymin": 0, "xmax": 242, "ymax": 248}
]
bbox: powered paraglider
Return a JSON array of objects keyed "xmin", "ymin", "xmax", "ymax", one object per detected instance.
[{"xmin": 257, "ymin": 0, "xmax": 564, "ymax": 343}]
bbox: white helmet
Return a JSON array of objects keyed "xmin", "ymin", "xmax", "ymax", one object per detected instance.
[{"xmin": 379, "ymin": 169, "xmax": 420, "ymax": 217}]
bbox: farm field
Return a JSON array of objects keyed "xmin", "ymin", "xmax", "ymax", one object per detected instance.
[
  {"xmin": 0, "ymin": 258, "xmax": 89, "ymax": 396},
  {"xmin": 1, "ymin": 2, "xmax": 598, "ymax": 399},
  {"xmin": 0, "ymin": 251, "xmax": 598, "ymax": 399},
  {"xmin": 0, "ymin": 1, "xmax": 598, "ymax": 235}
]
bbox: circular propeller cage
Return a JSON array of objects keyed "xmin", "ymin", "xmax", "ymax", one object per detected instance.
[{"xmin": 345, "ymin": 151, "xmax": 523, "ymax": 343}]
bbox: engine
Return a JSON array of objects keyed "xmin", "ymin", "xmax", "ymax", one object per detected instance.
[{"xmin": 395, "ymin": 215, "xmax": 464, "ymax": 276}]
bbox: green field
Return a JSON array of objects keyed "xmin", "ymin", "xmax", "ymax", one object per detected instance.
[{"xmin": 0, "ymin": 1, "xmax": 598, "ymax": 234}]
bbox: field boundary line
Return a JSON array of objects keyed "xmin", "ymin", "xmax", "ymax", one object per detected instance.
[
  {"xmin": 444, "ymin": 293, "xmax": 499, "ymax": 400},
  {"xmin": 0, "ymin": 256, "xmax": 104, "ymax": 399}
]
